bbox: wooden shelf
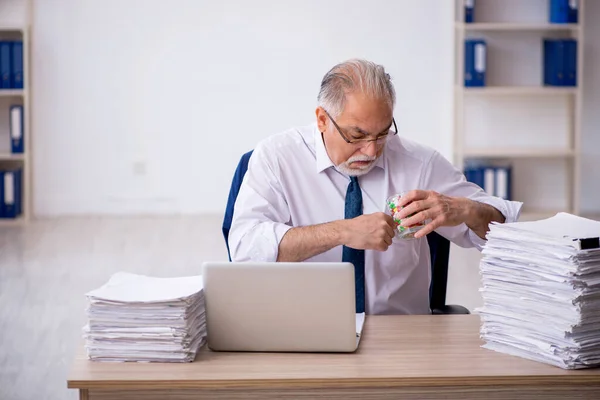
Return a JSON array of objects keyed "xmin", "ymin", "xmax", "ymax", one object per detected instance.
[
  {"xmin": 0, "ymin": 153, "xmax": 25, "ymax": 161},
  {"xmin": 0, "ymin": 26, "xmax": 25, "ymax": 33},
  {"xmin": 0, "ymin": 215, "xmax": 25, "ymax": 226},
  {"xmin": 459, "ymin": 86, "xmax": 577, "ymax": 96},
  {"xmin": 0, "ymin": 89, "xmax": 25, "ymax": 97},
  {"xmin": 456, "ymin": 22, "xmax": 580, "ymax": 32},
  {"xmin": 462, "ymin": 148, "xmax": 575, "ymax": 158}
]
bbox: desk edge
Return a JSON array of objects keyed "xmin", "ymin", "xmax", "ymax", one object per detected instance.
[{"xmin": 66, "ymin": 375, "xmax": 600, "ymax": 390}]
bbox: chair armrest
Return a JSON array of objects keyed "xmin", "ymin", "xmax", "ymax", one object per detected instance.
[{"xmin": 431, "ymin": 304, "xmax": 471, "ymax": 315}]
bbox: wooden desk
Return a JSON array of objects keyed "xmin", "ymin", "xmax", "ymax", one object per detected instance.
[{"xmin": 67, "ymin": 315, "xmax": 600, "ymax": 400}]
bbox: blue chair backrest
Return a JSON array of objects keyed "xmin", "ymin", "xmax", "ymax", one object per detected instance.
[
  {"xmin": 221, "ymin": 150, "xmax": 451, "ymax": 310},
  {"xmin": 222, "ymin": 150, "xmax": 254, "ymax": 261}
]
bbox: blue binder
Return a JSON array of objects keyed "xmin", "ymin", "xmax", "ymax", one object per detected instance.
[
  {"xmin": 0, "ymin": 42, "xmax": 11, "ymax": 89},
  {"xmin": 549, "ymin": 0, "xmax": 569, "ymax": 23},
  {"xmin": 11, "ymin": 41, "xmax": 23, "ymax": 89},
  {"xmin": 464, "ymin": 164, "xmax": 484, "ymax": 189},
  {"xmin": 544, "ymin": 39, "xmax": 576, "ymax": 87},
  {"xmin": 10, "ymin": 105, "xmax": 24, "ymax": 154},
  {"xmin": 465, "ymin": 39, "xmax": 486, "ymax": 87},
  {"xmin": 465, "ymin": 0, "xmax": 475, "ymax": 23},
  {"xmin": 465, "ymin": 163, "xmax": 512, "ymax": 200},
  {"xmin": 565, "ymin": 39, "xmax": 577, "ymax": 86},
  {"xmin": 550, "ymin": 0, "xmax": 578, "ymax": 23},
  {"xmin": 568, "ymin": 0, "xmax": 579, "ymax": 23},
  {"xmin": 0, "ymin": 166, "xmax": 23, "ymax": 218},
  {"xmin": 543, "ymin": 39, "xmax": 562, "ymax": 86}
]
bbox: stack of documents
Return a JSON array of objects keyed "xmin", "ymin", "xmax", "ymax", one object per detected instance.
[
  {"xmin": 477, "ymin": 212, "xmax": 600, "ymax": 369},
  {"xmin": 83, "ymin": 272, "xmax": 206, "ymax": 362}
]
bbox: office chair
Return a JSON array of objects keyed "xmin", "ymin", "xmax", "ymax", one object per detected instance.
[{"xmin": 222, "ymin": 150, "xmax": 470, "ymax": 315}]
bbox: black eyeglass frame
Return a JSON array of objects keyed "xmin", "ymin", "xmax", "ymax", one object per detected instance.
[{"xmin": 323, "ymin": 109, "xmax": 398, "ymax": 145}]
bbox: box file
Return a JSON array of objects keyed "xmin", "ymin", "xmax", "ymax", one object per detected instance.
[
  {"xmin": 565, "ymin": 39, "xmax": 577, "ymax": 86},
  {"xmin": 11, "ymin": 41, "xmax": 23, "ymax": 89},
  {"xmin": 0, "ymin": 42, "xmax": 11, "ymax": 89},
  {"xmin": 543, "ymin": 39, "xmax": 576, "ymax": 87},
  {"xmin": 549, "ymin": 0, "xmax": 578, "ymax": 23},
  {"xmin": 10, "ymin": 105, "xmax": 24, "ymax": 154},
  {"xmin": 464, "ymin": 0, "xmax": 475, "ymax": 23},
  {"xmin": 464, "ymin": 163, "xmax": 512, "ymax": 201},
  {"xmin": 549, "ymin": 0, "xmax": 569, "ymax": 23},
  {"xmin": 568, "ymin": 0, "xmax": 579, "ymax": 23},
  {"xmin": 465, "ymin": 39, "xmax": 486, "ymax": 87},
  {"xmin": 0, "ymin": 164, "xmax": 23, "ymax": 218}
]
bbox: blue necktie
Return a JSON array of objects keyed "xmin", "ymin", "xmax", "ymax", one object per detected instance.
[{"xmin": 342, "ymin": 176, "xmax": 365, "ymax": 313}]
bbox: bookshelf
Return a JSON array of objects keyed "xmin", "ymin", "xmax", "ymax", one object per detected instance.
[
  {"xmin": 0, "ymin": 0, "xmax": 30, "ymax": 224},
  {"xmin": 461, "ymin": 86, "xmax": 577, "ymax": 96},
  {"xmin": 456, "ymin": 22, "xmax": 580, "ymax": 32},
  {"xmin": 453, "ymin": 0, "xmax": 585, "ymax": 220}
]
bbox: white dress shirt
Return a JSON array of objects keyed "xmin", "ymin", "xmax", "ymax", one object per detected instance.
[{"xmin": 229, "ymin": 123, "xmax": 523, "ymax": 315}]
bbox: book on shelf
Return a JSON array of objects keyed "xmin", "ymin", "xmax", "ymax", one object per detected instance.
[
  {"xmin": 11, "ymin": 41, "xmax": 23, "ymax": 89},
  {"xmin": 464, "ymin": 162, "xmax": 512, "ymax": 201},
  {"xmin": 543, "ymin": 38, "xmax": 577, "ymax": 87},
  {"xmin": 464, "ymin": 39, "xmax": 486, "ymax": 87},
  {"xmin": 0, "ymin": 163, "xmax": 23, "ymax": 219},
  {"xmin": 549, "ymin": 0, "xmax": 578, "ymax": 24},
  {"xmin": 0, "ymin": 40, "xmax": 23, "ymax": 90},
  {"xmin": 10, "ymin": 104, "xmax": 23, "ymax": 154},
  {"xmin": 464, "ymin": 0, "xmax": 475, "ymax": 23}
]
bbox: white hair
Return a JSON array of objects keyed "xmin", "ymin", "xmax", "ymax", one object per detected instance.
[{"xmin": 317, "ymin": 59, "xmax": 396, "ymax": 117}]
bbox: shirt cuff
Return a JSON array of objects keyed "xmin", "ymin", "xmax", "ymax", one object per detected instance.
[{"xmin": 467, "ymin": 198, "xmax": 524, "ymax": 250}]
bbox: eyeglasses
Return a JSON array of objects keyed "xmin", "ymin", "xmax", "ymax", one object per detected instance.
[{"xmin": 324, "ymin": 109, "xmax": 397, "ymax": 146}]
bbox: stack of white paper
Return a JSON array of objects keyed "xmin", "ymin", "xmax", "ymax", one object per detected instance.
[
  {"xmin": 83, "ymin": 272, "xmax": 206, "ymax": 362},
  {"xmin": 477, "ymin": 212, "xmax": 600, "ymax": 369}
]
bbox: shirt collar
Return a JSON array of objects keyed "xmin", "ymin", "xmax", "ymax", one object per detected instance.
[{"xmin": 313, "ymin": 124, "xmax": 385, "ymax": 174}]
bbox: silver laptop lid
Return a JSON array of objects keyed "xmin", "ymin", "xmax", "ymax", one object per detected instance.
[{"xmin": 201, "ymin": 262, "xmax": 358, "ymax": 353}]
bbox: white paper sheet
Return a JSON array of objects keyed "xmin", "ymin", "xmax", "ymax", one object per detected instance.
[
  {"xmin": 86, "ymin": 272, "xmax": 204, "ymax": 303},
  {"xmin": 355, "ymin": 312, "xmax": 366, "ymax": 348},
  {"xmin": 83, "ymin": 272, "xmax": 207, "ymax": 363},
  {"xmin": 477, "ymin": 213, "xmax": 600, "ymax": 370}
]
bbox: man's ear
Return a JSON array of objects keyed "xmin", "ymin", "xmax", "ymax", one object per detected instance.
[{"xmin": 315, "ymin": 107, "xmax": 328, "ymax": 133}]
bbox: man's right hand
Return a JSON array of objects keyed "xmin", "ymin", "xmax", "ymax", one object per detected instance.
[{"xmin": 340, "ymin": 212, "xmax": 396, "ymax": 251}]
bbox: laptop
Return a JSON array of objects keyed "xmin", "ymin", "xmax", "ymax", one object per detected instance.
[{"xmin": 200, "ymin": 262, "xmax": 365, "ymax": 353}]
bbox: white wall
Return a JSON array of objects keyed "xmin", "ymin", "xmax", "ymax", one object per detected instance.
[
  {"xmin": 30, "ymin": 0, "xmax": 454, "ymax": 216},
  {"xmin": 26, "ymin": 0, "xmax": 600, "ymax": 217}
]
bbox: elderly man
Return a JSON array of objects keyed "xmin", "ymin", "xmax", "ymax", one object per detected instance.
[{"xmin": 228, "ymin": 59, "xmax": 522, "ymax": 315}]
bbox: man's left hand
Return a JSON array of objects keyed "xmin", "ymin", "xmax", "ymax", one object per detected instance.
[{"xmin": 395, "ymin": 190, "xmax": 471, "ymax": 239}]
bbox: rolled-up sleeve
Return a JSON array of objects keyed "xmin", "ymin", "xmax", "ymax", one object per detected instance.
[
  {"xmin": 421, "ymin": 151, "xmax": 523, "ymax": 250},
  {"xmin": 228, "ymin": 144, "xmax": 293, "ymax": 262}
]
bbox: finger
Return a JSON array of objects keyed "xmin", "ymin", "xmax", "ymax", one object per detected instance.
[
  {"xmin": 380, "ymin": 212, "xmax": 395, "ymax": 225},
  {"xmin": 397, "ymin": 199, "xmax": 430, "ymax": 220},
  {"xmin": 384, "ymin": 223, "xmax": 395, "ymax": 239},
  {"xmin": 382, "ymin": 216, "xmax": 398, "ymax": 238},
  {"xmin": 400, "ymin": 209, "xmax": 431, "ymax": 227},
  {"xmin": 413, "ymin": 218, "xmax": 443, "ymax": 239},
  {"xmin": 380, "ymin": 213, "xmax": 397, "ymax": 230},
  {"xmin": 379, "ymin": 242, "xmax": 390, "ymax": 252},
  {"xmin": 395, "ymin": 190, "xmax": 429, "ymax": 208},
  {"xmin": 383, "ymin": 234, "xmax": 392, "ymax": 246}
]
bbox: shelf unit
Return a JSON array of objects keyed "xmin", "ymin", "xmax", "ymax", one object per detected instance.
[
  {"xmin": 462, "ymin": 147, "xmax": 575, "ymax": 158},
  {"xmin": 456, "ymin": 22, "xmax": 581, "ymax": 32},
  {"xmin": 460, "ymin": 86, "xmax": 577, "ymax": 96},
  {"xmin": 0, "ymin": 1, "xmax": 31, "ymax": 225},
  {"xmin": 453, "ymin": 0, "xmax": 585, "ymax": 218}
]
